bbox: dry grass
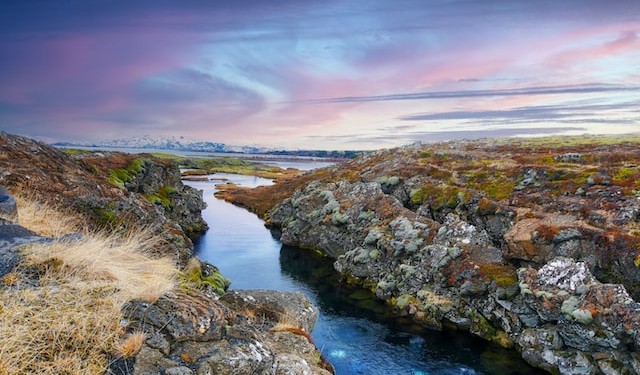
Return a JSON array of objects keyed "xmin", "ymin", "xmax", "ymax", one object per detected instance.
[
  {"xmin": 23, "ymin": 230, "xmax": 177, "ymax": 303},
  {"xmin": 271, "ymin": 311, "xmax": 312, "ymax": 341},
  {"xmin": 271, "ymin": 323, "xmax": 312, "ymax": 341},
  {"xmin": 0, "ymin": 197, "xmax": 179, "ymax": 374},
  {"xmin": 0, "ymin": 273, "xmax": 17, "ymax": 287},
  {"xmin": 13, "ymin": 192, "xmax": 80, "ymax": 237},
  {"xmin": 0, "ymin": 283, "xmax": 122, "ymax": 374},
  {"xmin": 116, "ymin": 332, "xmax": 147, "ymax": 358}
]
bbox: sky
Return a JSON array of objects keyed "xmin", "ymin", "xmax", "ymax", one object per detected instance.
[{"xmin": 0, "ymin": 0, "xmax": 639, "ymax": 150}]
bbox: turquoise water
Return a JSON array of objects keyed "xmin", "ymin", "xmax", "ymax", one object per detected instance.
[{"xmin": 186, "ymin": 174, "xmax": 544, "ymax": 375}]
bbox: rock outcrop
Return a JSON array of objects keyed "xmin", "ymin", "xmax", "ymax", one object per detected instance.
[
  {"xmin": 121, "ymin": 289, "xmax": 330, "ymax": 375},
  {"xmin": 222, "ymin": 138, "xmax": 640, "ymax": 374},
  {"xmin": 1, "ymin": 188, "xmax": 331, "ymax": 375},
  {"xmin": 0, "ymin": 131, "xmax": 207, "ymax": 264}
]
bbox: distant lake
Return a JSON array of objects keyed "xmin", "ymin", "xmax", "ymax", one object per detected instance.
[{"xmin": 55, "ymin": 145, "xmax": 338, "ymax": 170}]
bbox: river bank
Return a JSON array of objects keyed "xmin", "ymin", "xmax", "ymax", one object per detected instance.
[
  {"xmin": 187, "ymin": 171, "xmax": 544, "ymax": 374},
  {"xmin": 218, "ymin": 137, "xmax": 640, "ymax": 374}
]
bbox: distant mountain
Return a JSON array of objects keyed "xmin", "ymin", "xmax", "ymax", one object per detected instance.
[
  {"xmin": 53, "ymin": 135, "xmax": 363, "ymax": 159},
  {"xmin": 53, "ymin": 135, "xmax": 268, "ymax": 154}
]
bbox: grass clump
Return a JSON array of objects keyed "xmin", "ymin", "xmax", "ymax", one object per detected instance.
[
  {"xmin": 14, "ymin": 193, "xmax": 79, "ymax": 237},
  {"xmin": 1, "ymin": 197, "xmax": 178, "ymax": 374},
  {"xmin": 271, "ymin": 311, "xmax": 312, "ymax": 341},
  {"xmin": 116, "ymin": 332, "xmax": 147, "ymax": 358}
]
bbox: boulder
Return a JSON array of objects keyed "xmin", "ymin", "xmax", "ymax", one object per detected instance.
[
  {"xmin": 120, "ymin": 289, "xmax": 330, "ymax": 375},
  {"xmin": 0, "ymin": 187, "xmax": 17, "ymax": 224}
]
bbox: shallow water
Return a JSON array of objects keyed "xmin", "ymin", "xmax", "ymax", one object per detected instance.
[{"xmin": 186, "ymin": 173, "xmax": 544, "ymax": 375}]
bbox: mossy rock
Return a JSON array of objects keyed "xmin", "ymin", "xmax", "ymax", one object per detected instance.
[
  {"xmin": 477, "ymin": 263, "xmax": 518, "ymax": 288},
  {"xmin": 181, "ymin": 258, "xmax": 231, "ymax": 296},
  {"xmin": 107, "ymin": 158, "xmax": 148, "ymax": 189}
]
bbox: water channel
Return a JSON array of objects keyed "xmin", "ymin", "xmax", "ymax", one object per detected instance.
[{"xmin": 186, "ymin": 171, "xmax": 544, "ymax": 375}]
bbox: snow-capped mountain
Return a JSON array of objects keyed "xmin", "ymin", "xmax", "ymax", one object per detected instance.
[{"xmin": 53, "ymin": 135, "xmax": 270, "ymax": 154}]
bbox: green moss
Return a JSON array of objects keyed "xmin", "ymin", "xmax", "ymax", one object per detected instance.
[
  {"xmin": 144, "ymin": 194, "xmax": 167, "ymax": 207},
  {"xmin": 186, "ymin": 223, "xmax": 206, "ymax": 234},
  {"xmin": 63, "ymin": 148, "xmax": 92, "ymax": 156},
  {"xmin": 466, "ymin": 171, "xmax": 515, "ymax": 200},
  {"xmin": 369, "ymin": 249, "xmax": 380, "ymax": 260},
  {"xmin": 615, "ymin": 167, "xmax": 637, "ymax": 180},
  {"xmin": 180, "ymin": 262, "xmax": 231, "ymax": 296},
  {"xmin": 410, "ymin": 183, "xmax": 464, "ymax": 210},
  {"xmin": 472, "ymin": 313, "xmax": 497, "ymax": 337},
  {"xmin": 145, "ymin": 186, "xmax": 178, "ymax": 207},
  {"xmin": 108, "ymin": 171, "xmax": 126, "ymax": 189},
  {"xmin": 394, "ymin": 294, "xmax": 412, "ymax": 310},
  {"xmin": 478, "ymin": 264, "xmax": 518, "ymax": 288},
  {"xmin": 94, "ymin": 203, "xmax": 123, "ymax": 229},
  {"xmin": 127, "ymin": 158, "xmax": 145, "ymax": 174},
  {"xmin": 107, "ymin": 158, "xmax": 147, "ymax": 189}
]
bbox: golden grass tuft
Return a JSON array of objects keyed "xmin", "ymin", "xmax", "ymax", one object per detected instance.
[
  {"xmin": 23, "ymin": 230, "xmax": 177, "ymax": 303},
  {"xmin": 0, "ymin": 273, "xmax": 17, "ymax": 287},
  {"xmin": 270, "ymin": 311, "xmax": 312, "ymax": 341},
  {"xmin": 0, "ymin": 196, "xmax": 179, "ymax": 374},
  {"xmin": 0, "ymin": 283, "xmax": 122, "ymax": 374},
  {"xmin": 271, "ymin": 323, "xmax": 312, "ymax": 341},
  {"xmin": 116, "ymin": 332, "xmax": 147, "ymax": 358},
  {"xmin": 13, "ymin": 192, "xmax": 80, "ymax": 237}
]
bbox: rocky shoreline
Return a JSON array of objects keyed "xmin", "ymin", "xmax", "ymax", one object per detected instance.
[
  {"xmin": 223, "ymin": 139, "xmax": 640, "ymax": 374},
  {"xmin": 0, "ymin": 132, "xmax": 332, "ymax": 374}
]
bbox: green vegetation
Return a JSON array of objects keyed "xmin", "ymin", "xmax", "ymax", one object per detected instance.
[
  {"xmin": 108, "ymin": 158, "xmax": 146, "ymax": 189},
  {"xmin": 150, "ymin": 153, "xmax": 298, "ymax": 179},
  {"xmin": 144, "ymin": 186, "xmax": 178, "ymax": 208},
  {"xmin": 94, "ymin": 203, "xmax": 124, "ymax": 229},
  {"xmin": 180, "ymin": 258, "xmax": 231, "ymax": 296},
  {"xmin": 477, "ymin": 264, "xmax": 518, "ymax": 288},
  {"xmin": 63, "ymin": 148, "xmax": 92, "ymax": 156},
  {"xmin": 410, "ymin": 183, "xmax": 466, "ymax": 210},
  {"xmin": 464, "ymin": 171, "xmax": 515, "ymax": 200},
  {"xmin": 505, "ymin": 134, "xmax": 640, "ymax": 149}
]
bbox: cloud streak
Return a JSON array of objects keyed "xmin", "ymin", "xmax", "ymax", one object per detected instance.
[
  {"xmin": 297, "ymin": 84, "xmax": 640, "ymax": 104},
  {"xmin": 0, "ymin": 0, "xmax": 638, "ymax": 149},
  {"xmin": 399, "ymin": 101, "xmax": 640, "ymax": 121}
]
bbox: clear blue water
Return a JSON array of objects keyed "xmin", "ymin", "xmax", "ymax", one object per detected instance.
[{"xmin": 186, "ymin": 173, "xmax": 544, "ymax": 375}]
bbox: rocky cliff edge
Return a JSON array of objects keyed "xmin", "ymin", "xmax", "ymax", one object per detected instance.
[{"xmin": 222, "ymin": 137, "xmax": 640, "ymax": 375}]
